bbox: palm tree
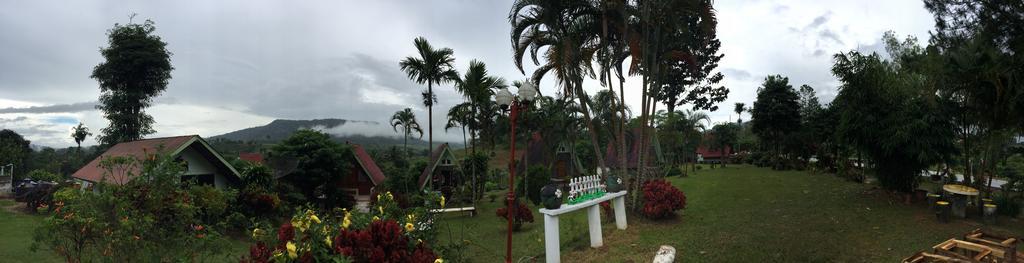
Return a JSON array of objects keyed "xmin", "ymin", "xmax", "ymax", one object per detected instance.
[
  {"xmin": 71, "ymin": 122, "xmax": 92, "ymax": 151},
  {"xmin": 390, "ymin": 108, "xmax": 424, "ymax": 157},
  {"xmin": 510, "ymin": 0, "xmax": 609, "ymax": 170},
  {"xmin": 454, "ymin": 60, "xmax": 506, "ymax": 154},
  {"xmin": 445, "ymin": 103, "xmax": 474, "ymax": 151},
  {"xmin": 400, "ymin": 37, "xmax": 459, "ymax": 156},
  {"xmin": 734, "ymin": 102, "xmax": 746, "ymax": 124}
]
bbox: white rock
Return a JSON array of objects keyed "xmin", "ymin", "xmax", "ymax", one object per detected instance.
[{"xmin": 653, "ymin": 245, "xmax": 675, "ymax": 263}]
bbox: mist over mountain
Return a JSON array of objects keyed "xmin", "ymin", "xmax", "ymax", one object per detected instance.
[{"xmin": 210, "ymin": 118, "xmax": 437, "ymax": 148}]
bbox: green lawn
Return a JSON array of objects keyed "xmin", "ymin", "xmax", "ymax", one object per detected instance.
[{"xmin": 437, "ymin": 165, "xmax": 1024, "ymax": 262}]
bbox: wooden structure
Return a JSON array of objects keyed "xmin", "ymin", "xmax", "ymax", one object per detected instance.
[
  {"xmin": 72, "ymin": 135, "xmax": 241, "ymax": 189},
  {"xmin": 516, "ymin": 132, "xmax": 587, "ymax": 188},
  {"xmin": 344, "ymin": 143, "xmax": 387, "ymax": 212},
  {"xmin": 903, "ymin": 229, "xmax": 1022, "ymax": 263},
  {"xmin": 417, "ymin": 143, "xmax": 459, "ymax": 195}
]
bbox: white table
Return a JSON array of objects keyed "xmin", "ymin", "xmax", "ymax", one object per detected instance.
[{"xmin": 538, "ymin": 191, "xmax": 628, "ymax": 263}]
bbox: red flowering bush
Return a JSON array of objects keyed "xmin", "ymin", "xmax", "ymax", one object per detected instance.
[
  {"xmin": 241, "ymin": 192, "xmax": 442, "ymax": 263},
  {"xmin": 641, "ymin": 179, "xmax": 687, "ymax": 219},
  {"xmin": 495, "ymin": 200, "xmax": 534, "ymax": 231}
]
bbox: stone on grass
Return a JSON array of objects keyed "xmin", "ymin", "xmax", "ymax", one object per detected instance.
[{"xmin": 653, "ymin": 245, "xmax": 675, "ymax": 263}]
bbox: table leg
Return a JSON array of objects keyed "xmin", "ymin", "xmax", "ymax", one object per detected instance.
[
  {"xmin": 544, "ymin": 214, "xmax": 560, "ymax": 263},
  {"xmin": 588, "ymin": 205, "xmax": 603, "ymax": 248},
  {"xmin": 613, "ymin": 196, "xmax": 627, "ymax": 230}
]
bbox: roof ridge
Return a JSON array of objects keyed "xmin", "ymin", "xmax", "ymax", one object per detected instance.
[{"xmin": 126, "ymin": 135, "xmax": 198, "ymax": 142}]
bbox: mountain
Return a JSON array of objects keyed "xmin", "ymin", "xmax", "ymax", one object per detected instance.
[{"xmin": 210, "ymin": 118, "xmax": 433, "ymax": 148}]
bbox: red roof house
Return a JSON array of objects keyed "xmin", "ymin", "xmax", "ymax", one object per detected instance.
[
  {"xmin": 343, "ymin": 143, "xmax": 387, "ymax": 198},
  {"xmin": 418, "ymin": 143, "xmax": 458, "ymax": 192},
  {"xmin": 696, "ymin": 134, "xmax": 732, "ymax": 161},
  {"xmin": 239, "ymin": 152, "xmax": 264, "ymax": 164},
  {"xmin": 72, "ymin": 135, "xmax": 241, "ymax": 189}
]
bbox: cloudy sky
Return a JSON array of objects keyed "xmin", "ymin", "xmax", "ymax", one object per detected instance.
[{"xmin": 0, "ymin": 0, "xmax": 936, "ymax": 148}]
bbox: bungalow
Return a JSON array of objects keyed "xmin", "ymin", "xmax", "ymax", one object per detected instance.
[
  {"xmin": 696, "ymin": 134, "xmax": 732, "ymax": 164},
  {"xmin": 604, "ymin": 128, "xmax": 665, "ymax": 172},
  {"xmin": 344, "ymin": 142, "xmax": 387, "ymax": 212},
  {"xmin": 515, "ymin": 132, "xmax": 587, "ymax": 187},
  {"xmin": 72, "ymin": 135, "xmax": 241, "ymax": 189},
  {"xmin": 418, "ymin": 143, "xmax": 459, "ymax": 196}
]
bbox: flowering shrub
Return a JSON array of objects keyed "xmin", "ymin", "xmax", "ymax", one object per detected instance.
[
  {"xmin": 495, "ymin": 200, "xmax": 534, "ymax": 231},
  {"xmin": 31, "ymin": 154, "xmax": 233, "ymax": 262},
  {"xmin": 641, "ymin": 179, "xmax": 687, "ymax": 219},
  {"xmin": 240, "ymin": 192, "xmax": 443, "ymax": 263}
]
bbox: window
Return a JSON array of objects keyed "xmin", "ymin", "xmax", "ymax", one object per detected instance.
[
  {"xmin": 441, "ymin": 157, "xmax": 453, "ymax": 166},
  {"xmin": 181, "ymin": 174, "xmax": 215, "ymax": 186}
]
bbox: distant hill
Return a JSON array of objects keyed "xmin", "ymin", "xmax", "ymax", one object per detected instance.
[{"xmin": 209, "ymin": 118, "xmax": 441, "ymax": 155}]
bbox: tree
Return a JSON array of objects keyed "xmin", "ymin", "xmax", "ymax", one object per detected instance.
[
  {"xmin": 271, "ymin": 130, "xmax": 352, "ymax": 208},
  {"xmin": 750, "ymin": 75, "xmax": 801, "ymax": 157},
  {"xmin": 733, "ymin": 102, "xmax": 745, "ymax": 124},
  {"xmin": 400, "ymin": 37, "xmax": 459, "ymax": 157},
  {"xmin": 445, "ymin": 103, "xmax": 473, "ymax": 151},
  {"xmin": 710, "ymin": 123, "xmax": 740, "ymax": 167},
  {"xmin": 92, "ymin": 19, "xmax": 174, "ymax": 146},
  {"xmin": 0, "ymin": 129, "xmax": 31, "ymax": 180},
  {"xmin": 797, "ymin": 85, "xmax": 822, "ymax": 121},
  {"xmin": 390, "ymin": 108, "xmax": 423, "ymax": 157},
  {"xmin": 454, "ymin": 60, "xmax": 504, "ymax": 154},
  {"xmin": 71, "ymin": 123, "xmax": 92, "ymax": 150},
  {"xmin": 831, "ymin": 48, "xmax": 956, "ymax": 193}
]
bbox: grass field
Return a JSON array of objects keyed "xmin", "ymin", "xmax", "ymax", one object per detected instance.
[{"xmin": 437, "ymin": 165, "xmax": 1024, "ymax": 262}]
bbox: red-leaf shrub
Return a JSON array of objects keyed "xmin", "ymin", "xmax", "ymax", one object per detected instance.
[
  {"xmin": 641, "ymin": 180, "xmax": 687, "ymax": 219},
  {"xmin": 495, "ymin": 200, "xmax": 534, "ymax": 231},
  {"xmin": 333, "ymin": 220, "xmax": 437, "ymax": 263}
]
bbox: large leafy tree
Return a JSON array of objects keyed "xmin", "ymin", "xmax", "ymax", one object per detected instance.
[
  {"xmin": 924, "ymin": 0, "xmax": 1024, "ymax": 189},
  {"xmin": 750, "ymin": 75, "xmax": 801, "ymax": 156},
  {"xmin": 390, "ymin": 108, "xmax": 423, "ymax": 157},
  {"xmin": 0, "ymin": 129, "xmax": 31, "ymax": 180},
  {"xmin": 92, "ymin": 19, "xmax": 173, "ymax": 146},
  {"xmin": 399, "ymin": 37, "xmax": 459, "ymax": 156},
  {"xmin": 831, "ymin": 46, "xmax": 957, "ymax": 193},
  {"xmin": 271, "ymin": 130, "xmax": 351, "ymax": 208},
  {"xmin": 710, "ymin": 123, "xmax": 740, "ymax": 167}
]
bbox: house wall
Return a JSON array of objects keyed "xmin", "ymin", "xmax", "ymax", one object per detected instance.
[{"xmin": 178, "ymin": 146, "xmax": 227, "ymax": 189}]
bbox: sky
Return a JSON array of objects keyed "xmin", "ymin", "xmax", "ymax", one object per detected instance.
[{"xmin": 0, "ymin": 0, "xmax": 937, "ymax": 148}]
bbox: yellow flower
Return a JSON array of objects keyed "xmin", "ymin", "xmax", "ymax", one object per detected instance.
[
  {"xmin": 405, "ymin": 222, "xmax": 415, "ymax": 232},
  {"xmin": 272, "ymin": 251, "xmax": 284, "ymax": 260},
  {"xmin": 372, "ymin": 216, "xmax": 380, "ymax": 221},
  {"xmin": 310, "ymin": 214, "xmax": 321, "ymax": 224},
  {"xmin": 435, "ymin": 258, "xmax": 444, "ymax": 263},
  {"xmin": 325, "ymin": 236, "xmax": 333, "ymax": 246},
  {"xmin": 251, "ymin": 228, "xmax": 263, "ymax": 239},
  {"xmin": 342, "ymin": 215, "xmax": 352, "ymax": 229},
  {"xmin": 286, "ymin": 241, "xmax": 298, "ymax": 259},
  {"xmin": 417, "ymin": 239, "xmax": 423, "ymax": 244},
  {"xmin": 386, "ymin": 192, "xmax": 394, "ymax": 200},
  {"xmin": 440, "ymin": 196, "xmax": 446, "ymax": 208},
  {"xmin": 378, "ymin": 206, "xmax": 384, "ymax": 215}
]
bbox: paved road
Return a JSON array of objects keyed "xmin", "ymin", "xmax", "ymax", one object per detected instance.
[{"xmin": 922, "ymin": 170, "xmax": 1008, "ymax": 190}]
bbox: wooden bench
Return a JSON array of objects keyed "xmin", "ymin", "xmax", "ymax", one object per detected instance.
[{"xmin": 538, "ymin": 191, "xmax": 627, "ymax": 263}]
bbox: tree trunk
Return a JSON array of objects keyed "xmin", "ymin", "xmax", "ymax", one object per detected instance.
[
  {"xmin": 428, "ymin": 82, "xmax": 434, "ymax": 157},
  {"xmin": 575, "ymin": 79, "xmax": 608, "ymax": 172}
]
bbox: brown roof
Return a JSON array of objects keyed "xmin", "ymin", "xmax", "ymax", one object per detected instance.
[
  {"xmin": 72, "ymin": 135, "xmax": 239, "ymax": 184},
  {"xmin": 604, "ymin": 128, "xmax": 663, "ymax": 169},
  {"xmin": 418, "ymin": 143, "xmax": 450, "ymax": 189},
  {"xmin": 239, "ymin": 152, "xmax": 264, "ymax": 164},
  {"xmin": 348, "ymin": 143, "xmax": 386, "ymax": 185}
]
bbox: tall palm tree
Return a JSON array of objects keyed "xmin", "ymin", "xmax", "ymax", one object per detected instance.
[
  {"xmin": 734, "ymin": 102, "xmax": 746, "ymax": 124},
  {"xmin": 400, "ymin": 37, "xmax": 459, "ymax": 156},
  {"xmin": 390, "ymin": 108, "xmax": 424, "ymax": 157},
  {"xmin": 454, "ymin": 60, "xmax": 506, "ymax": 154}
]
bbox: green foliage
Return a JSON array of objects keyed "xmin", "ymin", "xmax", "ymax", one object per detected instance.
[
  {"xmin": 272, "ymin": 129, "xmax": 352, "ymax": 209},
  {"xmin": 751, "ymin": 75, "xmax": 802, "ymax": 156},
  {"xmin": 26, "ymin": 169, "xmax": 61, "ymax": 182},
  {"xmin": 461, "ymin": 152, "xmax": 490, "ymax": 200},
  {"xmin": 516, "ymin": 165, "xmax": 550, "ymax": 206},
  {"xmin": 0, "ymin": 129, "xmax": 31, "ymax": 180},
  {"xmin": 92, "ymin": 19, "xmax": 174, "ymax": 146},
  {"xmin": 391, "ymin": 108, "xmax": 424, "ymax": 154},
  {"xmin": 70, "ymin": 123, "xmax": 92, "ymax": 149},
  {"xmin": 993, "ymin": 193, "xmax": 1021, "ymax": 217},
  {"xmin": 32, "ymin": 154, "xmax": 232, "ymax": 262},
  {"xmin": 831, "ymin": 41, "xmax": 957, "ymax": 192}
]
